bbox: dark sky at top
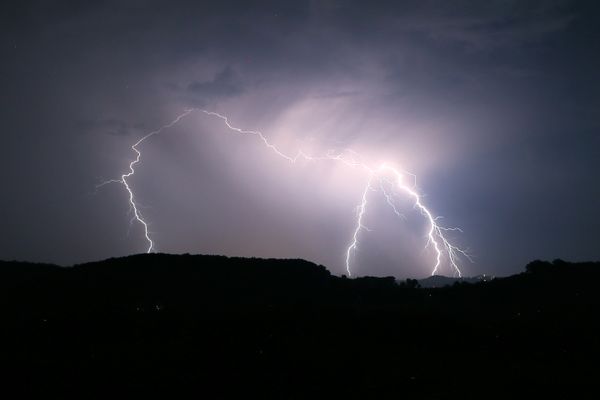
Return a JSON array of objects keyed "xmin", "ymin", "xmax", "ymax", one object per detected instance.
[{"xmin": 1, "ymin": 0, "xmax": 598, "ymax": 278}]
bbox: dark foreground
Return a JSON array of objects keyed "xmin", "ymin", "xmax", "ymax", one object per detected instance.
[{"xmin": 1, "ymin": 255, "xmax": 599, "ymax": 399}]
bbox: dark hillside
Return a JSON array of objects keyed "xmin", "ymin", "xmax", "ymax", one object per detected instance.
[{"xmin": 1, "ymin": 255, "xmax": 599, "ymax": 398}]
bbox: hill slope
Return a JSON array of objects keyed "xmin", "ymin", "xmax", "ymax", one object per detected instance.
[{"xmin": 1, "ymin": 254, "xmax": 599, "ymax": 398}]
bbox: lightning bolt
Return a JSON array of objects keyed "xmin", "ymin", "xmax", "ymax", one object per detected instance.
[
  {"xmin": 99, "ymin": 108, "xmax": 471, "ymax": 277},
  {"xmin": 345, "ymin": 175, "xmax": 374, "ymax": 276},
  {"xmin": 96, "ymin": 109, "xmax": 194, "ymax": 252}
]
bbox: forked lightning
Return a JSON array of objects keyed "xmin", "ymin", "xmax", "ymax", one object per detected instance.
[{"xmin": 99, "ymin": 109, "xmax": 470, "ymax": 277}]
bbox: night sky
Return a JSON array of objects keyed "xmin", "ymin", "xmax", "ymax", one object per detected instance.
[{"xmin": 1, "ymin": 1, "xmax": 598, "ymax": 278}]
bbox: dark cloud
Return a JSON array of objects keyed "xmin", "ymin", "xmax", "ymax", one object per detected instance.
[
  {"xmin": 184, "ymin": 67, "xmax": 244, "ymax": 106},
  {"xmin": 76, "ymin": 118, "xmax": 146, "ymax": 136},
  {"xmin": 391, "ymin": 0, "xmax": 575, "ymax": 49}
]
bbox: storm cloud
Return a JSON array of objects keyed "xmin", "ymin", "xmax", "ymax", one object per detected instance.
[{"xmin": 0, "ymin": 0, "xmax": 598, "ymax": 277}]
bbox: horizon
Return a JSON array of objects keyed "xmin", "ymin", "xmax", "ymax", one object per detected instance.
[{"xmin": 0, "ymin": 251, "xmax": 558, "ymax": 281}]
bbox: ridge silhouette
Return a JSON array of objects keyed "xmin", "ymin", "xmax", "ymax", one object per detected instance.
[{"xmin": 1, "ymin": 255, "xmax": 598, "ymax": 398}]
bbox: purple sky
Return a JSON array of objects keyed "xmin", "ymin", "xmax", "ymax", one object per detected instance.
[{"xmin": 1, "ymin": 1, "xmax": 598, "ymax": 278}]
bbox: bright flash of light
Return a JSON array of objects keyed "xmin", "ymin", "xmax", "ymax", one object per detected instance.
[{"xmin": 98, "ymin": 109, "xmax": 471, "ymax": 277}]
